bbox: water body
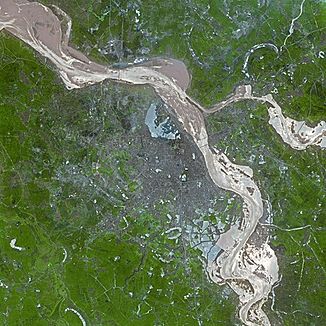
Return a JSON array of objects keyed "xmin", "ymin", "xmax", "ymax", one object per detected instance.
[
  {"xmin": 145, "ymin": 103, "xmax": 180, "ymax": 140},
  {"xmin": 0, "ymin": 1, "xmax": 325, "ymax": 325}
]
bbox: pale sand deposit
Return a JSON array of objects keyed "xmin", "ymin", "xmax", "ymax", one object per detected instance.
[{"xmin": 0, "ymin": 1, "xmax": 325, "ymax": 325}]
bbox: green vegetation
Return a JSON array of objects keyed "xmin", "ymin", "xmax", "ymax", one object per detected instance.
[
  {"xmin": 0, "ymin": 0, "xmax": 325, "ymax": 325},
  {"xmin": 207, "ymin": 99, "xmax": 325, "ymax": 325},
  {"xmin": 0, "ymin": 34, "xmax": 237, "ymax": 325}
]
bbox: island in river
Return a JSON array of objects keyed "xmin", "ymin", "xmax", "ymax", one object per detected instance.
[{"xmin": 0, "ymin": 0, "xmax": 325, "ymax": 325}]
